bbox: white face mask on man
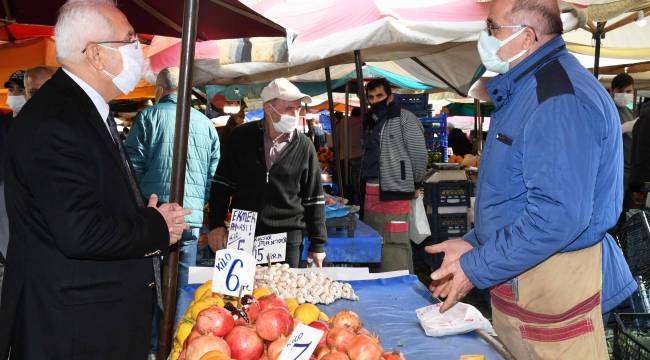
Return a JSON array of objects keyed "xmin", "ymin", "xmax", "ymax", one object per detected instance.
[
  {"xmin": 100, "ymin": 42, "xmax": 144, "ymax": 95},
  {"xmin": 269, "ymin": 104, "xmax": 298, "ymax": 133},
  {"xmin": 613, "ymin": 93, "xmax": 634, "ymax": 110},
  {"xmin": 477, "ymin": 27, "xmax": 529, "ymax": 74},
  {"xmin": 6, "ymin": 95, "xmax": 26, "ymax": 114}
]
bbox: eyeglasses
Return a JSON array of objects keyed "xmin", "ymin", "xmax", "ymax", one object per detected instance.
[
  {"xmin": 82, "ymin": 39, "xmax": 139, "ymax": 54},
  {"xmin": 486, "ymin": 19, "xmax": 538, "ymax": 41}
]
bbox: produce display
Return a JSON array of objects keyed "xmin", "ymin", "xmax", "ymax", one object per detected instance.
[
  {"xmin": 172, "ymin": 279, "xmax": 403, "ymax": 360},
  {"xmin": 254, "ymin": 264, "xmax": 359, "ymax": 305}
]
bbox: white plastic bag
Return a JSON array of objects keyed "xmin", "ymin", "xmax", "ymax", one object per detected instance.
[
  {"xmin": 416, "ymin": 302, "xmax": 495, "ymax": 337},
  {"xmin": 409, "ymin": 194, "xmax": 430, "ymax": 244}
]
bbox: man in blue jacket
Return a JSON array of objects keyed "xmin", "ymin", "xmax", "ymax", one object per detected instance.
[
  {"xmin": 126, "ymin": 67, "xmax": 220, "ymax": 290},
  {"xmin": 427, "ymin": 1, "xmax": 636, "ymax": 358}
]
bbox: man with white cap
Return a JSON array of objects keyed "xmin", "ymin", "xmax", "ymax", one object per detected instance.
[{"xmin": 208, "ymin": 78, "xmax": 327, "ymax": 267}]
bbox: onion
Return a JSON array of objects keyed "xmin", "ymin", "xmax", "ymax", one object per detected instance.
[
  {"xmin": 255, "ymin": 308, "xmax": 294, "ymax": 341},
  {"xmin": 196, "ymin": 306, "xmax": 236, "ymax": 337},
  {"xmin": 308, "ymin": 321, "xmax": 329, "ymax": 348},
  {"xmin": 330, "ymin": 310, "xmax": 362, "ymax": 333},
  {"xmin": 347, "ymin": 334, "xmax": 383, "ymax": 360},
  {"xmin": 321, "ymin": 351, "xmax": 350, "ymax": 360},
  {"xmin": 225, "ymin": 325, "xmax": 264, "ymax": 360},
  {"xmin": 185, "ymin": 335, "xmax": 231, "ymax": 360},
  {"xmin": 267, "ymin": 335, "xmax": 288, "ymax": 360},
  {"xmin": 326, "ymin": 327, "xmax": 355, "ymax": 352}
]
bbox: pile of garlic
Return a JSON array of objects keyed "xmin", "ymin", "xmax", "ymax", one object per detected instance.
[{"xmin": 254, "ymin": 263, "xmax": 359, "ymax": 305}]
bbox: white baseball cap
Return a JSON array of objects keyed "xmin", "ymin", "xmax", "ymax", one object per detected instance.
[{"xmin": 261, "ymin": 78, "xmax": 312, "ymax": 104}]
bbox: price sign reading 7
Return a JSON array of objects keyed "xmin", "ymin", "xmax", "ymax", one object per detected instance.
[
  {"xmin": 278, "ymin": 323, "xmax": 323, "ymax": 360},
  {"xmin": 211, "ymin": 249, "xmax": 255, "ymax": 297}
]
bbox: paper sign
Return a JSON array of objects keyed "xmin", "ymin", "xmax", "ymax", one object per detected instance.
[
  {"xmin": 254, "ymin": 233, "xmax": 287, "ymax": 264},
  {"xmin": 227, "ymin": 209, "xmax": 258, "ymax": 254},
  {"xmin": 211, "ymin": 249, "xmax": 255, "ymax": 297},
  {"xmin": 278, "ymin": 323, "xmax": 324, "ymax": 360}
]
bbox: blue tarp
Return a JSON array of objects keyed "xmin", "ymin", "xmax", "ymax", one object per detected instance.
[
  {"xmin": 176, "ymin": 276, "xmax": 503, "ymax": 359},
  {"xmin": 301, "ymin": 219, "xmax": 381, "ymax": 263}
]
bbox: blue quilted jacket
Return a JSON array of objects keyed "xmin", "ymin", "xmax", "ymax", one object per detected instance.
[{"xmin": 126, "ymin": 94, "xmax": 220, "ymax": 227}]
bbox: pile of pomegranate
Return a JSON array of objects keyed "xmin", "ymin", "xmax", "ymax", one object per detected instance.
[{"xmin": 174, "ymin": 294, "xmax": 406, "ymax": 360}]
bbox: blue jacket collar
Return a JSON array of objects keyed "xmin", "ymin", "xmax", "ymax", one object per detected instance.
[
  {"xmin": 487, "ymin": 36, "xmax": 567, "ymax": 110},
  {"xmin": 158, "ymin": 93, "xmax": 178, "ymax": 104}
]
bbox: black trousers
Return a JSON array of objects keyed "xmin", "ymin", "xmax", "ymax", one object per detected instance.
[{"xmin": 284, "ymin": 230, "xmax": 305, "ymax": 268}]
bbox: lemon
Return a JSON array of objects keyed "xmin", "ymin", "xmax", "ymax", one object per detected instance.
[
  {"xmin": 174, "ymin": 317, "xmax": 195, "ymax": 349},
  {"xmin": 318, "ymin": 312, "xmax": 329, "ymax": 321},
  {"xmin": 170, "ymin": 350, "xmax": 181, "ymax": 360},
  {"xmin": 253, "ymin": 287, "xmax": 273, "ymax": 299},
  {"xmin": 189, "ymin": 297, "xmax": 225, "ymax": 319},
  {"xmin": 293, "ymin": 303, "xmax": 321, "ymax": 324},
  {"xmin": 194, "ymin": 280, "xmax": 213, "ymax": 302}
]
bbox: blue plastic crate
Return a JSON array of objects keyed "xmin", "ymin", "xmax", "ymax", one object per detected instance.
[
  {"xmin": 394, "ymin": 93, "xmax": 429, "ymax": 112},
  {"xmin": 421, "ymin": 115, "xmax": 448, "ymax": 162}
]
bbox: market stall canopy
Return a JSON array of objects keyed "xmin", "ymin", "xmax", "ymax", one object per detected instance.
[
  {"xmin": 0, "ymin": 24, "xmax": 53, "ymax": 41},
  {"xmin": 0, "ymin": 0, "xmax": 285, "ymax": 40}
]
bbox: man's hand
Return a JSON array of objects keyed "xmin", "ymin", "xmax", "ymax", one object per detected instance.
[
  {"xmin": 148, "ymin": 194, "xmax": 191, "ymax": 245},
  {"xmin": 208, "ymin": 227, "xmax": 228, "ymax": 252},
  {"xmin": 425, "ymin": 239, "xmax": 474, "ymax": 309},
  {"xmin": 308, "ymin": 252, "xmax": 326, "ymax": 267},
  {"xmin": 430, "ymin": 259, "xmax": 474, "ymax": 313}
]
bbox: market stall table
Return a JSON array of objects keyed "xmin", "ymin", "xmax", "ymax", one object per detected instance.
[
  {"xmin": 301, "ymin": 218, "xmax": 382, "ymax": 264},
  {"xmin": 177, "ymin": 275, "xmax": 504, "ymax": 359}
]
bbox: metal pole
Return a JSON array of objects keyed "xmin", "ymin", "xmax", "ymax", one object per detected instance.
[
  {"xmin": 354, "ymin": 50, "xmax": 367, "ymax": 116},
  {"xmin": 156, "ymin": 0, "xmax": 199, "ymax": 357},
  {"xmin": 344, "ymin": 82, "xmax": 350, "ymax": 187},
  {"xmin": 325, "ymin": 67, "xmax": 344, "ymax": 197},
  {"xmin": 593, "ymin": 22, "xmax": 605, "ymax": 78},
  {"xmin": 474, "ymin": 98, "xmax": 483, "ymax": 154}
]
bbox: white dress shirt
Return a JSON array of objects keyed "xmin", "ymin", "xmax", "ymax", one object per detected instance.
[{"xmin": 62, "ymin": 68, "xmax": 113, "ymax": 136}]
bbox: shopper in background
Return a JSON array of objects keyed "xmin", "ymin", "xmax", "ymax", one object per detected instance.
[
  {"xmin": 208, "ymin": 78, "xmax": 327, "ymax": 268},
  {"xmin": 631, "ymin": 110, "xmax": 650, "ymax": 196},
  {"xmin": 426, "ymin": 0, "xmax": 635, "ymax": 358},
  {"xmin": 0, "ymin": 0, "xmax": 190, "ymax": 358},
  {"xmin": 447, "ymin": 123, "xmax": 473, "ymax": 157},
  {"xmin": 24, "ymin": 66, "xmax": 57, "ymax": 100},
  {"xmin": 218, "ymin": 99, "xmax": 247, "ymax": 156},
  {"xmin": 610, "ymin": 72, "xmax": 636, "ymax": 213},
  {"xmin": 3, "ymin": 71, "xmax": 26, "ymax": 117},
  {"xmin": 360, "ymin": 77, "xmax": 427, "ymax": 273},
  {"xmin": 126, "ymin": 67, "xmax": 220, "ymax": 293}
]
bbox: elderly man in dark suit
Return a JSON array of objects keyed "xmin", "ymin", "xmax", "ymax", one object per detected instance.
[{"xmin": 0, "ymin": 0, "xmax": 191, "ymax": 358}]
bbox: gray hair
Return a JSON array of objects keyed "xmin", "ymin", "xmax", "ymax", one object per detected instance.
[
  {"xmin": 156, "ymin": 67, "xmax": 180, "ymax": 92},
  {"xmin": 54, "ymin": 0, "xmax": 118, "ymax": 64},
  {"xmin": 509, "ymin": 0, "xmax": 563, "ymax": 36}
]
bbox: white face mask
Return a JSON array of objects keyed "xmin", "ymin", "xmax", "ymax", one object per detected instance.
[
  {"xmin": 269, "ymin": 104, "xmax": 298, "ymax": 133},
  {"xmin": 100, "ymin": 42, "xmax": 144, "ymax": 94},
  {"xmin": 477, "ymin": 28, "xmax": 528, "ymax": 74},
  {"xmin": 6, "ymin": 95, "xmax": 26, "ymax": 114},
  {"xmin": 614, "ymin": 93, "xmax": 634, "ymax": 110}
]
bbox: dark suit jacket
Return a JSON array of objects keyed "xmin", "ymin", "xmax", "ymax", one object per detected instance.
[
  {"xmin": 0, "ymin": 69, "xmax": 169, "ymax": 359},
  {"xmin": 631, "ymin": 113, "xmax": 650, "ymax": 189}
]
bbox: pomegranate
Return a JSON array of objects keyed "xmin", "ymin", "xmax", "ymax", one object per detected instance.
[
  {"xmin": 326, "ymin": 327, "xmax": 355, "ymax": 352},
  {"xmin": 185, "ymin": 328, "xmax": 204, "ymax": 350},
  {"xmin": 308, "ymin": 321, "xmax": 329, "ymax": 347},
  {"xmin": 196, "ymin": 306, "xmax": 236, "ymax": 337},
  {"xmin": 225, "ymin": 325, "xmax": 264, "ymax": 360},
  {"xmin": 255, "ymin": 308, "xmax": 294, "ymax": 341},
  {"xmin": 185, "ymin": 335, "xmax": 231, "ymax": 360},
  {"xmin": 321, "ymin": 351, "xmax": 350, "ymax": 360},
  {"xmin": 267, "ymin": 335, "xmax": 288, "ymax": 360},
  {"xmin": 382, "ymin": 351, "xmax": 405, "ymax": 360},
  {"xmin": 347, "ymin": 334, "xmax": 383, "ymax": 360},
  {"xmin": 245, "ymin": 300, "xmax": 262, "ymax": 323},
  {"xmin": 330, "ymin": 310, "xmax": 362, "ymax": 333},
  {"xmin": 315, "ymin": 346, "xmax": 331, "ymax": 360},
  {"xmin": 180, "ymin": 349, "xmax": 188, "ymax": 360},
  {"xmin": 257, "ymin": 294, "xmax": 288, "ymax": 312}
]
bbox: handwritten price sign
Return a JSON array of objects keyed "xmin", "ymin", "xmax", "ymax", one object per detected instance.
[
  {"xmin": 278, "ymin": 323, "xmax": 323, "ymax": 360},
  {"xmin": 227, "ymin": 209, "xmax": 258, "ymax": 254},
  {"xmin": 211, "ymin": 249, "xmax": 255, "ymax": 297},
  {"xmin": 254, "ymin": 233, "xmax": 287, "ymax": 265}
]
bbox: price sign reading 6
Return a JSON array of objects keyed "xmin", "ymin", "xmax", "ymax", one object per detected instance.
[
  {"xmin": 278, "ymin": 323, "xmax": 323, "ymax": 360},
  {"xmin": 212, "ymin": 249, "xmax": 255, "ymax": 297}
]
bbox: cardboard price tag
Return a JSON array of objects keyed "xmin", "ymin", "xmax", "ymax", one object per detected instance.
[
  {"xmin": 227, "ymin": 209, "xmax": 258, "ymax": 254},
  {"xmin": 211, "ymin": 249, "xmax": 255, "ymax": 297},
  {"xmin": 254, "ymin": 233, "xmax": 287, "ymax": 264},
  {"xmin": 277, "ymin": 323, "xmax": 323, "ymax": 360}
]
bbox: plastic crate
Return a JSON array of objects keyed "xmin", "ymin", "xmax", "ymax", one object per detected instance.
[
  {"xmin": 619, "ymin": 210, "xmax": 650, "ymax": 275},
  {"xmin": 427, "ymin": 212, "xmax": 468, "ymax": 241},
  {"xmin": 421, "ymin": 115, "xmax": 448, "ymax": 162},
  {"xmin": 394, "ymin": 93, "xmax": 429, "ymax": 112},
  {"xmin": 423, "ymin": 169, "xmax": 470, "ymax": 207},
  {"xmin": 613, "ymin": 313, "xmax": 650, "ymax": 360}
]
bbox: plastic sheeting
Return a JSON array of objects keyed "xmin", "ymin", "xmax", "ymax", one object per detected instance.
[
  {"xmin": 176, "ymin": 275, "xmax": 503, "ymax": 359},
  {"xmin": 301, "ymin": 220, "xmax": 381, "ymax": 263}
]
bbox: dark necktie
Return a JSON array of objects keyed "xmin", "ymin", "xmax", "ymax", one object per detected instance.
[{"xmin": 106, "ymin": 115, "xmax": 164, "ymax": 309}]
